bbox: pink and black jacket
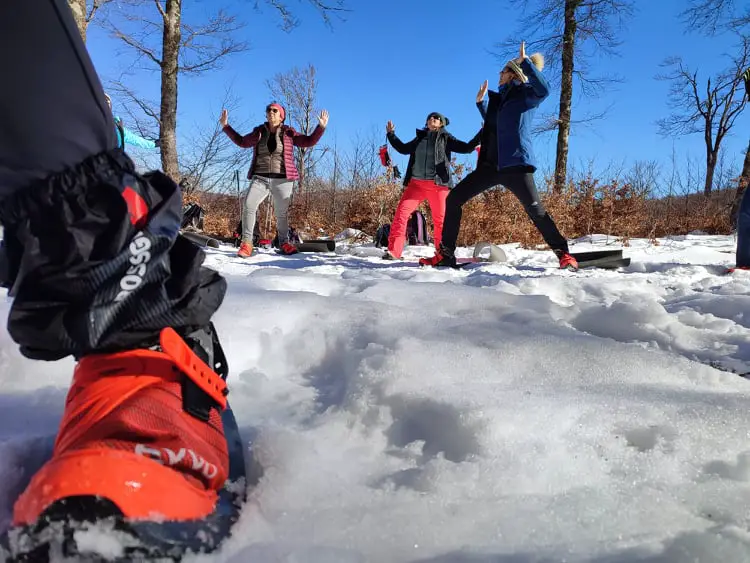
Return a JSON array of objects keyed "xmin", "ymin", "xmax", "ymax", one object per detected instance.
[{"xmin": 222, "ymin": 123, "xmax": 325, "ymax": 181}]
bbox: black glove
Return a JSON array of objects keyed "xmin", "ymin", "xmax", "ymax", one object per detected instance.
[{"xmin": 154, "ymin": 139, "xmax": 161, "ymax": 148}]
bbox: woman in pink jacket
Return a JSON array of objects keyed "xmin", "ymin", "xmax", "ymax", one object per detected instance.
[{"xmin": 220, "ymin": 102, "xmax": 329, "ymax": 257}]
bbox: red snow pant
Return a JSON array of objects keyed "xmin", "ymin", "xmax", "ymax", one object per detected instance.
[{"xmin": 388, "ymin": 179, "xmax": 449, "ymax": 258}]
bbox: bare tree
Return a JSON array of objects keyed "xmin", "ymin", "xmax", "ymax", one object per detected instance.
[
  {"xmin": 680, "ymin": 0, "xmax": 750, "ymax": 221},
  {"xmin": 107, "ymin": 2, "xmax": 247, "ymax": 181},
  {"xmin": 68, "ymin": 0, "xmax": 112, "ymax": 41},
  {"xmin": 265, "ymin": 64, "xmax": 328, "ymax": 203},
  {"xmin": 657, "ymin": 37, "xmax": 749, "ymax": 195},
  {"xmin": 106, "ymin": 1, "xmax": 348, "ymax": 183},
  {"xmin": 343, "ymin": 128, "xmax": 383, "ymax": 191},
  {"xmin": 496, "ymin": 0, "xmax": 634, "ymax": 193},
  {"xmin": 178, "ymin": 89, "xmax": 249, "ymax": 197},
  {"xmin": 625, "ymin": 160, "xmax": 662, "ymax": 198}
]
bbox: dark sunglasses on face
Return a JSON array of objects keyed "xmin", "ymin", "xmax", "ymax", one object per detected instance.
[
  {"xmin": 428, "ymin": 115, "xmax": 441, "ymax": 121},
  {"xmin": 266, "ymin": 107, "xmax": 279, "ymax": 114}
]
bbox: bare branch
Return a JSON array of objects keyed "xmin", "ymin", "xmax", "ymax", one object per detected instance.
[
  {"xmin": 495, "ymin": 0, "xmax": 634, "ymax": 89},
  {"xmin": 259, "ymin": 0, "xmax": 350, "ymax": 31},
  {"xmin": 178, "ymin": 88, "xmax": 249, "ymax": 195},
  {"xmin": 532, "ymin": 104, "xmax": 614, "ymax": 135},
  {"xmin": 179, "ymin": 11, "xmax": 248, "ymax": 73},
  {"xmin": 112, "ymin": 28, "xmax": 163, "ymax": 67},
  {"xmin": 86, "ymin": 0, "xmax": 112, "ymax": 24},
  {"xmin": 681, "ymin": 0, "xmax": 747, "ymax": 35},
  {"xmin": 108, "ymin": 80, "xmax": 161, "ymax": 133},
  {"xmin": 154, "ymin": 0, "xmax": 166, "ymax": 20}
]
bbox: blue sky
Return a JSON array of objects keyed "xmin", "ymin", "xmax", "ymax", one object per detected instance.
[{"xmin": 86, "ymin": 0, "xmax": 748, "ymax": 189}]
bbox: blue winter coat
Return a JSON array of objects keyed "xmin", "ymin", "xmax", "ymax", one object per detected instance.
[
  {"xmin": 477, "ymin": 58, "xmax": 549, "ymax": 171},
  {"xmin": 115, "ymin": 117, "xmax": 157, "ymax": 150}
]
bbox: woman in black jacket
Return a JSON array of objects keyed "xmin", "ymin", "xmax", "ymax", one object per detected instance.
[{"xmin": 383, "ymin": 112, "xmax": 480, "ymax": 259}]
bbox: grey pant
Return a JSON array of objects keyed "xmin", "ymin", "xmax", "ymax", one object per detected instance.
[{"xmin": 243, "ymin": 175, "xmax": 295, "ymax": 244}]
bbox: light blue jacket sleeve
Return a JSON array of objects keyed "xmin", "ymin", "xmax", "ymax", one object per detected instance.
[
  {"xmin": 115, "ymin": 118, "xmax": 157, "ymax": 149},
  {"xmin": 122, "ymin": 126, "xmax": 157, "ymax": 149}
]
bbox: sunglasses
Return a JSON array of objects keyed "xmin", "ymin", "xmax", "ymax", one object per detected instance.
[
  {"xmin": 266, "ymin": 107, "xmax": 280, "ymax": 114},
  {"xmin": 428, "ymin": 115, "xmax": 442, "ymax": 121}
]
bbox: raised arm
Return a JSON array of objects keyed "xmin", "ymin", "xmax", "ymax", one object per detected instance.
[
  {"xmin": 219, "ymin": 108, "xmax": 261, "ymax": 148},
  {"xmin": 222, "ymin": 125, "xmax": 261, "ymax": 149},
  {"xmin": 118, "ymin": 121, "xmax": 157, "ymax": 149},
  {"xmin": 291, "ymin": 125, "xmax": 325, "ymax": 148},
  {"xmin": 476, "ymin": 99, "xmax": 488, "ymax": 120},
  {"xmin": 292, "ymin": 109, "xmax": 329, "ymax": 148},
  {"xmin": 520, "ymin": 58, "xmax": 550, "ymax": 103},
  {"xmin": 446, "ymin": 129, "xmax": 482, "ymax": 154},
  {"xmin": 476, "ymin": 80, "xmax": 489, "ymax": 120}
]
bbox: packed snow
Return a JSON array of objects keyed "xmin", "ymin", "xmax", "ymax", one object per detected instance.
[{"xmin": 2, "ymin": 233, "xmax": 750, "ymax": 562}]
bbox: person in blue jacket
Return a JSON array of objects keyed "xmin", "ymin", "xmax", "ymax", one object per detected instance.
[
  {"xmin": 104, "ymin": 93, "xmax": 160, "ymax": 150},
  {"xmin": 732, "ymin": 183, "xmax": 750, "ymax": 273},
  {"xmin": 729, "ymin": 69, "xmax": 750, "ymax": 273},
  {"xmin": 420, "ymin": 41, "xmax": 577, "ymax": 270}
]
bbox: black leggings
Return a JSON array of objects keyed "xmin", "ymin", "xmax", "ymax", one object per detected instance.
[
  {"xmin": 0, "ymin": 0, "xmax": 117, "ymax": 197},
  {"xmin": 441, "ymin": 163, "xmax": 569, "ymax": 254}
]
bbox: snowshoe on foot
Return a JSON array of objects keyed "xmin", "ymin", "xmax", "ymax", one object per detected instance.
[
  {"xmin": 382, "ymin": 251, "xmax": 399, "ymax": 261},
  {"xmin": 556, "ymin": 251, "xmax": 579, "ymax": 271},
  {"xmin": 418, "ymin": 245, "xmax": 456, "ymax": 268},
  {"xmin": 237, "ymin": 241, "xmax": 253, "ymax": 258},
  {"xmin": 279, "ymin": 242, "xmax": 299, "ymax": 255}
]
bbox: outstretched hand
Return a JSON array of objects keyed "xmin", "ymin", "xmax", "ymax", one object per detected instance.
[
  {"xmin": 386, "ymin": 120, "xmax": 395, "ymax": 133},
  {"xmin": 476, "ymin": 80, "xmax": 488, "ymax": 103},
  {"xmin": 219, "ymin": 109, "xmax": 228, "ymax": 127},
  {"xmin": 318, "ymin": 109, "xmax": 329, "ymax": 128}
]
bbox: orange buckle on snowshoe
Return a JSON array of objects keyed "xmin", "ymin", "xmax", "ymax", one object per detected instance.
[{"xmin": 159, "ymin": 327, "xmax": 228, "ymax": 410}]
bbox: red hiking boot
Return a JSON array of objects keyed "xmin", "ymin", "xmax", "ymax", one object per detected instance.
[
  {"xmin": 419, "ymin": 247, "xmax": 456, "ymax": 267},
  {"xmin": 237, "ymin": 241, "xmax": 253, "ymax": 258},
  {"xmin": 558, "ymin": 252, "xmax": 578, "ymax": 271},
  {"xmin": 279, "ymin": 242, "xmax": 299, "ymax": 255},
  {"xmin": 13, "ymin": 327, "xmax": 230, "ymax": 529}
]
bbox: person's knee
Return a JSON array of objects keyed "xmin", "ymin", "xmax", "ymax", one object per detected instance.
[{"xmin": 526, "ymin": 201, "xmax": 547, "ymax": 219}]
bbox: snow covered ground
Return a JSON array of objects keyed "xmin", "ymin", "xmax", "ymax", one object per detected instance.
[{"xmin": 2, "ymin": 233, "xmax": 750, "ymax": 562}]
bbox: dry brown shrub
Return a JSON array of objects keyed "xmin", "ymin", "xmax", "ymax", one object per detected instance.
[{"xmin": 185, "ymin": 173, "xmax": 736, "ymax": 247}]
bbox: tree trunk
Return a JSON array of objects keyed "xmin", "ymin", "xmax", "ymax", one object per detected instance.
[
  {"xmin": 730, "ymin": 139, "xmax": 750, "ymax": 227},
  {"xmin": 704, "ymin": 151, "xmax": 718, "ymax": 196},
  {"xmin": 68, "ymin": 0, "xmax": 87, "ymax": 41},
  {"xmin": 160, "ymin": 0, "xmax": 181, "ymax": 182},
  {"xmin": 554, "ymin": 0, "xmax": 578, "ymax": 193}
]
